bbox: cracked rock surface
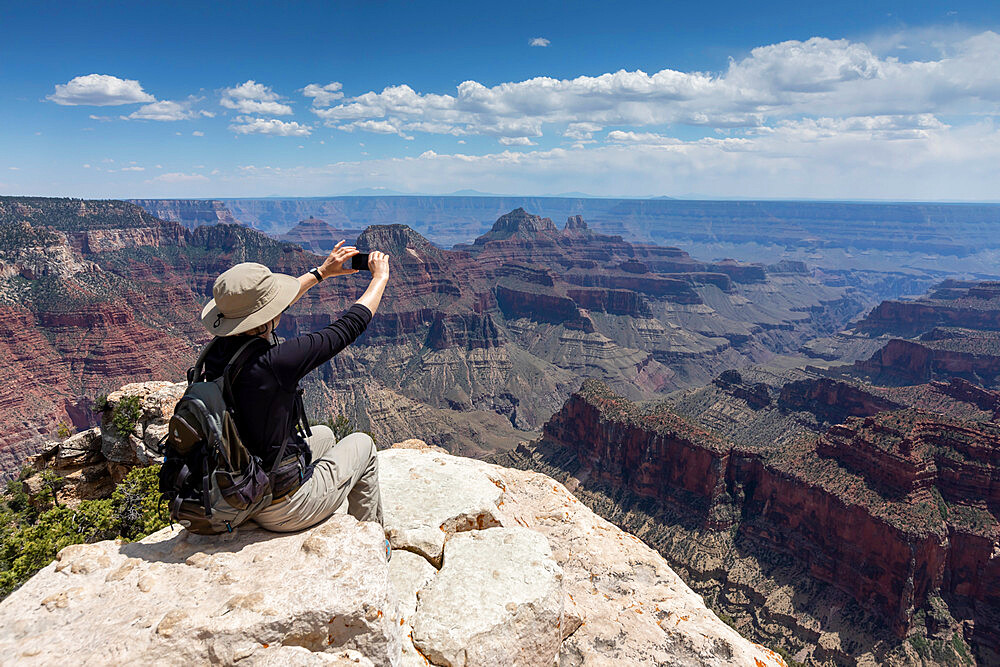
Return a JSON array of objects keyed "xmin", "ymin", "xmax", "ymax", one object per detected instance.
[
  {"xmin": 0, "ymin": 515, "xmax": 401, "ymax": 666},
  {"xmin": 379, "ymin": 448, "xmax": 503, "ymax": 567},
  {"xmin": 411, "ymin": 527, "xmax": 564, "ymax": 667},
  {"xmin": 382, "ymin": 444, "xmax": 785, "ymax": 667},
  {"xmin": 0, "ymin": 439, "xmax": 784, "ymax": 666}
]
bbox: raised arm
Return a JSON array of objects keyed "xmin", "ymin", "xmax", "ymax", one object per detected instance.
[
  {"xmin": 265, "ymin": 250, "xmax": 390, "ymax": 385},
  {"xmin": 289, "ymin": 240, "xmax": 360, "ymax": 307},
  {"xmin": 354, "ymin": 251, "xmax": 389, "ymax": 316}
]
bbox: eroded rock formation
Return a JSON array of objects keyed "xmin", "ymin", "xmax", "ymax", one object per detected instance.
[
  {"xmin": 0, "ymin": 196, "xmax": 893, "ymax": 475},
  {"xmin": 279, "ymin": 217, "xmax": 363, "ymax": 254},
  {"xmin": 494, "ymin": 379, "xmax": 1000, "ymax": 664},
  {"xmin": 128, "ymin": 199, "xmax": 239, "ymax": 229}
]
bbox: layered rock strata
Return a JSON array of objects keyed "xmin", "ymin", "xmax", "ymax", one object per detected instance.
[
  {"xmin": 0, "ymin": 196, "xmax": 892, "ymax": 476},
  {"xmin": 855, "ymin": 333, "xmax": 1000, "ymax": 388},
  {"xmin": 278, "ymin": 217, "xmax": 363, "ymax": 254},
  {"xmin": 494, "ymin": 380, "xmax": 1000, "ymax": 664},
  {"xmin": 857, "ymin": 280, "xmax": 1000, "ymax": 336},
  {"xmin": 127, "ymin": 199, "xmax": 238, "ymax": 229}
]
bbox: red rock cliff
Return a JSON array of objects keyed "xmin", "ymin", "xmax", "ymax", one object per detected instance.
[{"xmin": 542, "ymin": 380, "xmax": 1000, "ymax": 647}]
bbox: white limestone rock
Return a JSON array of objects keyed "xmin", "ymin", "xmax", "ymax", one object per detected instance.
[
  {"xmin": 487, "ymin": 461, "xmax": 786, "ymax": 666},
  {"xmin": 244, "ymin": 646, "xmax": 375, "ymax": 666},
  {"xmin": 3, "ymin": 434, "xmax": 784, "ymax": 667},
  {"xmin": 388, "ymin": 549, "xmax": 437, "ymax": 626},
  {"xmin": 379, "ymin": 448, "xmax": 503, "ymax": 566},
  {"xmin": 0, "ymin": 515, "xmax": 402, "ymax": 666},
  {"xmin": 388, "ymin": 550, "xmax": 439, "ymax": 666},
  {"xmin": 411, "ymin": 527, "xmax": 564, "ymax": 667}
]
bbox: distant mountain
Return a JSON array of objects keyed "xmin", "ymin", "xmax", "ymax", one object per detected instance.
[
  {"xmin": 340, "ymin": 187, "xmax": 410, "ymax": 196},
  {"xmin": 278, "ymin": 217, "xmax": 364, "ymax": 254},
  {"xmin": 129, "ymin": 197, "xmax": 1000, "ymax": 275},
  {"xmin": 446, "ymin": 189, "xmax": 503, "ymax": 197}
]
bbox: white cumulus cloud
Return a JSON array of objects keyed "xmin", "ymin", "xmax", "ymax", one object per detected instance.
[
  {"xmin": 229, "ymin": 116, "xmax": 312, "ymax": 136},
  {"xmin": 221, "ymin": 80, "xmax": 293, "ymax": 115},
  {"xmin": 302, "ymin": 82, "xmax": 344, "ymax": 107},
  {"xmin": 337, "ymin": 119, "xmax": 413, "ymax": 139},
  {"xmin": 122, "ymin": 99, "xmax": 211, "ymax": 121},
  {"xmin": 498, "ymin": 136, "xmax": 536, "ymax": 146},
  {"xmin": 48, "ymin": 74, "xmax": 155, "ymax": 106},
  {"xmin": 219, "ymin": 117, "xmax": 1000, "ymax": 201},
  {"xmin": 564, "ymin": 122, "xmax": 602, "ymax": 142},
  {"xmin": 530, "ymin": 38, "xmax": 550, "ymax": 47},
  {"xmin": 304, "ymin": 30, "xmax": 1000, "ymax": 143}
]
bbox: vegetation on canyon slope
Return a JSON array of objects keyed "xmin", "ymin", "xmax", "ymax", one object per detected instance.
[{"xmin": 0, "ymin": 465, "xmax": 166, "ymax": 599}]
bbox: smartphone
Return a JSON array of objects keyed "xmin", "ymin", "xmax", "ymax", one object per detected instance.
[{"xmin": 350, "ymin": 253, "xmax": 370, "ymax": 271}]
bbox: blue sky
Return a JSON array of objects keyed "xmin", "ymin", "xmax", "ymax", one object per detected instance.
[{"xmin": 2, "ymin": 0, "xmax": 999, "ymax": 200}]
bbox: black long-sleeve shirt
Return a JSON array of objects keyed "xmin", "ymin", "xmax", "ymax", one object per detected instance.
[{"xmin": 203, "ymin": 304, "xmax": 372, "ymax": 474}]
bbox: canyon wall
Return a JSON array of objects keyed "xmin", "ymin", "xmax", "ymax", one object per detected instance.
[
  {"xmin": 127, "ymin": 199, "xmax": 238, "ymax": 229},
  {"xmin": 496, "ymin": 378, "xmax": 1000, "ymax": 664},
  {"xmin": 0, "ymin": 197, "xmax": 906, "ymax": 477}
]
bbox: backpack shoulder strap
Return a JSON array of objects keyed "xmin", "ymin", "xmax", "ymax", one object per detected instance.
[
  {"xmin": 221, "ymin": 337, "xmax": 268, "ymax": 409},
  {"xmin": 188, "ymin": 338, "xmax": 218, "ymax": 385}
]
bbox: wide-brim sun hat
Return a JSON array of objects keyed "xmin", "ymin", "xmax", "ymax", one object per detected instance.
[{"xmin": 201, "ymin": 262, "xmax": 300, "ymax": 336}]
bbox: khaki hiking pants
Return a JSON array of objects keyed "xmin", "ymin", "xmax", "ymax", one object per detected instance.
[{"xmin": 252, "ymin": 426, "xmax": 383, "ymax": 532}]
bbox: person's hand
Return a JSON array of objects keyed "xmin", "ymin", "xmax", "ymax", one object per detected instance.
[
  {"xmin": 319, "ymin": 240, "xmax": 359, "ymax": 278},
  {"xmin": 368, "ymin": 250, "xmax": 389, "ymax": 282}
]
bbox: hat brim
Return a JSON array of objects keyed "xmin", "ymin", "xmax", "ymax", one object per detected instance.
[{"xmin": 200, "ymin": 273, "xmax": 300, "ymax": 336}]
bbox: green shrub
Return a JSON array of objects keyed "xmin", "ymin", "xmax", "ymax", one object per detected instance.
[
  {"xmin": 909, "ymin": 635, "xmax": 930, "ymax": 658},
  {"xmin": 111, "ymin": 395, "xmax": 143, "ymax": 436},
  {"xmin": 55, "ymin": 422, "xmax": 72, "ymax": 439},
  {"xmin": 952, "ymin": 632, "xmax": 973, "ymax": 664},
  {"xmin": 37, "ymin": 470, "xmax": 66, "ymax": 508},
  {"xmin": 110, "ymin": 466, "xmax": 168, "ymax": 542},
  {"xmin": 93, "ymin": 394, "xmax": 110, "ymax": 413},
  {"xmin": 0, "ymin": 465, "xmax": 167, "ymax": 599},
  {"xmin": 3, "ymin": 479, "xmax": 33, "ymax": 521}
]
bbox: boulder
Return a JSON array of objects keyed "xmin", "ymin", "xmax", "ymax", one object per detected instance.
[
  {"xmin": 50, "ymin": 427, "xmax": 102, "ymax": 468},
  {"xmin": 381, "ymin": 447, "xmax": 782, "ymax": 666},
  {"xmin": 101, "ymin": 381, "xmax": 186, "ymax": 468},
  {"xmin": 26, "ymin": 381, "xmax": 187, "ymax": 501},
  {"xmin": 379, "ymin": 449, "xmax": 502, "ymax": 566},
  {"xmin": 411, "ymin": 527, "xmax": 564, "ymax": 667},
  {"xmin": 0, "ymin": 515, "xmax": 401, "ymax": 666},
  {"xmin": 105, "ymin": 381, "xmax": 187, "ymax": 425},
  {"xmin": 388, "ymin": 438, "xmax": 447, "ymax": 454}
]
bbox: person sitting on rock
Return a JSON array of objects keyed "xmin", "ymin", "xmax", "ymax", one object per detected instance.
[{"xmin": 199, "ymin": 241, "xmax": 389, "ymax": 534}]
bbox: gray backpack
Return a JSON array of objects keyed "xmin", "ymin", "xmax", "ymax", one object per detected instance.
[{"xmin": 157, "ymin": 338, "xmax": 289, "ymax": 534}]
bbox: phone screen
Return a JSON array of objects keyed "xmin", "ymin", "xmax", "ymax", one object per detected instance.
[{"xmin": 350, "ymin": 253, "xmax": 370, "ymax": 271}]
